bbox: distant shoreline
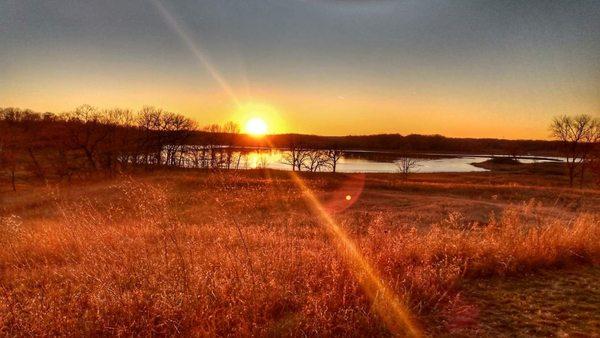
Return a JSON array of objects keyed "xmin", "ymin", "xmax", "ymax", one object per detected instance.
[{"xmin": 212, "ymin": 146, "xmax": 566, "ymax": 162}]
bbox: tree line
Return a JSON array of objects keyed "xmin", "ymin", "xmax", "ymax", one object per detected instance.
[
  {"xmin": 0, "ymin": 106, "xmax": 356, "ymax": 191},
  {"xmin": 0, "ymin": 106, "xmax": 254, "ymax": 191},
  {"xmin": 202, "ymin": 133, "xmax": 567, "ymax": 156},
  {"xmin": 1, "ymin": 106, "xmax": 598, "ymax": 190}
]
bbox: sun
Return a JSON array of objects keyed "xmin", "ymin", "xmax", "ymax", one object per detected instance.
[{"xmin": 245, "ymin": 117, "xmax": 268, "ymax": 136}]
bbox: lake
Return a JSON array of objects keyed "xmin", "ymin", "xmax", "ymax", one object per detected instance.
[{"xmin": 239, "ymin": 149, "xmax": 564, "ymax": 173}]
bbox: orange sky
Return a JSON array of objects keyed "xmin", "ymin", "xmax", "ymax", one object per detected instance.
[
  {"xmin": 1, "ymin": 0, "xmax": 598, "ymax": 139},
  {"xmin": 3, "ymin": 78, "xmax": 597, "ymax": 139}
]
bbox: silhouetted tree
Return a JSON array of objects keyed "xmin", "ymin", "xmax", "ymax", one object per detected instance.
[
  {"xmin": 326, "ymin": 148, "xmax": 344, "ymax": 173},
  {"xmin": 0, "ymin": 108, "xmax": 42, "ymax": 190},
  {"xmin": 0, "ymin": 125, "xmax": 19, "ymax": 191},
  {"xmin": 62, "ymin": 105, "xmax": 111, "ymax": 171},
  {"xmin": 100, "ymin": 108, "xmax": 136, "ymax": 174},
  {"xmin": 163, "ymin": 112, "xmax": 197, "ymax": 167},
  {"xmin": 550, "ymin": 114, "xmax": 600, "ymax": 187},
  {"xmin": 282, "ymin": 137, "xmax": 309, "ymax": 171},
  {"xmin": 222, "ymin": 121, "xmax": 241, "ymax": 169},
  {"xmin": 302, "ymin": 150, "xmax": 329, "ymax": 172},
  {"xmin": 395, "ymin": 156, "xmax": 420, "ymax": 181}
]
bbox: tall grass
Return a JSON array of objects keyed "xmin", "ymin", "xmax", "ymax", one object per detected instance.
[{"xmin": 1, "ymin": 178, "xmax": 598, "ymax": 336}]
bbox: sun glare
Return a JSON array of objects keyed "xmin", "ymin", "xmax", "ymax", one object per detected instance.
[{"xmin": 245, "ymin": 117, "xmax": 268, "ymax": 136}]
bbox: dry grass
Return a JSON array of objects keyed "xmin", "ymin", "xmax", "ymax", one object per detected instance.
[{"xmin": 0, "ymin": 171, "xmax": 599, "ymax": 336}]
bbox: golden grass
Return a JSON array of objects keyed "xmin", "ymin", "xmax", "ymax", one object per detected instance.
[{"xmin": 0, "ymin": 173, "xmax": 599, "ymax": 336}]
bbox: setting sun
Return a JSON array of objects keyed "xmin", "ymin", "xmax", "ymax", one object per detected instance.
[{"xmin": 245, "ymin": 117, "xmax": 268, "ymax": 136}]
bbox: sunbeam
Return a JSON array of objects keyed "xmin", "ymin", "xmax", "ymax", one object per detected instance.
[
  {"xmin": 148, "ymin": 0, "xmax": 240, "ymax": 106},
  {"xmin": 288, "ymin": 171, "xmax": 422, "ymax": 337}
]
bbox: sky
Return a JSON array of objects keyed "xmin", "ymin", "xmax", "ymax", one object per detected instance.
[{"xmin": 1, "ymin": 0, "xmax": 599, "ymax": 139}]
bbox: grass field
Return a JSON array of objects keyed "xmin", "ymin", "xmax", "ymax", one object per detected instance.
[{"xmin": 1, "ymin": 168, "xmax": 599, "ymax": 336}]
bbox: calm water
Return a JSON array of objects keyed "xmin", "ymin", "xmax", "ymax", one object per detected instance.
[{"xmin": 241, "ymin": 150, "xmax": 564, "ymax": 173}]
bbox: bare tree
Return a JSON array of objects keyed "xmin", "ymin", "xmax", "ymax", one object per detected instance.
[
  {"xmin": 0, "ymin": 105, "xmax": 203, "ymax": 183},
  {"xmin": 0, "ymin": 127, "xmax": 18, "ymax": 191},
  {"xmin": 550, "ymin": 114, "xmax": 600, "ymax": 187},
  {"xmin": 326, "ymin": 148, "xmax": 344, "ymax": 173},
  {"xmin": 283, "ymin": 143, "xmax": 344, "ymax": 173},
  {"xmin": 580, "ymin": 118, "xmax": 600, "ymax": 187},
  {"xmin": 202, "ymin": 124, "xmax": 225, "ymax": 169},
  {"xmin": 395, "ymin": 156, "xmax": 420, "ymax": 181},
  {"xmin": 135, "ymin": 107, "xmax": 197, "ymax": 168},
  {"xmin": 222, "ymin": 121, "xmax": 241, "ymax": 169},
  {"xmin": 137, "ymin": 106, "xmax": 166, "ymax": 166},
  {"xmin": 101, "ymin": 108, "xmax": 136, "ymax": 175},
  {"xmin": 281, "ymin": 137, "xmax": 309, "ymax": 171},
  {"xmin": 302, "ymin": 150, "xmax": 330, "ymax": 172},
  {"xmin": 256, "ymin": 153, "xmax": 269, "ymax": 169},
  {"xmin": 62, "ymin": 105, "xmax": 111, "ymax": 171},
  {"xmin": 162, "ymin": 112, "xmax": 197, "ymax": 167},
  {"xmin": 0, "ymin": 108, "xmax": 42, "ymax": 190},
  {"xmin": 1, "ymin": 108, "xmax": 47, "ymax": 180}
]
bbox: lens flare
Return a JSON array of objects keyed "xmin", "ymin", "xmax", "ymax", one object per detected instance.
[{"xmin": 288, "ymin": 172, "xmax": 422, "ymax": 337}]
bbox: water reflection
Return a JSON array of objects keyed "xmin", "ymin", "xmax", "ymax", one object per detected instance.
[
  {"xmin": 238, "ymin": 150, "xmax": 562, "ymax": 173},
  {"xmin": 171, "ymin": 146, "xmax": 563, "ymax": 173}
]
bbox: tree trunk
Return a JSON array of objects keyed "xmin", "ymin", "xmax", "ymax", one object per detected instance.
[
  {"xmin": 580, "ymin": 163, "xmax": 586, "ymax": 189},
  {"xmin": 84, "ymin": 148, "xmax": 98, "ymax": 171},
  {"xmin": 27, "ymin": 148, "xmax": 45, "ymax": 179},
  {"xmin": 11, "ymin": 168, "xmax": 16, "ymax": 192},
  {"xmin": 568, "ymin": 160, "xmax": 575, "ymax": 187}
]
